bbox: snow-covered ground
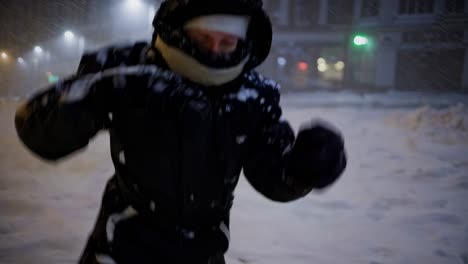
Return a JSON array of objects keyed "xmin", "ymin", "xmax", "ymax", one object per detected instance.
[
  {"xmin": 282, "ymin": 90, "xmax": 468, "ymax": 108},
  {"xmin": 1, "ymin": 95, "xmax": 468, "ymax": 264}
]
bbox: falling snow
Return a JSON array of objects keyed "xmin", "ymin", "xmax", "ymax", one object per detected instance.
[
  {"xmin": 1, "ymin": 1, "xmax": 468, "ymax": 263},
  {"xmin": 1, "ymin": 95, "xmax": 468, "ymax": 263},
  {"xmin": 235, "ymin": 87, "xmax": 259, "ymax": 102}
]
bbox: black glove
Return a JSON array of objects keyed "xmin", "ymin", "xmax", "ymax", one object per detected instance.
[{"xmin": 286, "ymin": 119, "xmax": 347, "ymax": 189}]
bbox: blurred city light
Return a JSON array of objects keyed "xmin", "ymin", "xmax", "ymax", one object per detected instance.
[
  {"xmin": 47, "ymin": 72, "xmax": 60, "ymax": 84},
  {"xmin": 17, "ymin": 57, "xmax": 25, "ymax": 64},
  {"xmin": 64, "ymin": 30, "xmax": 75, "ymax": 40},
  {"xmin": 335, "ymin": 61, "xmax": 345, "ymax": 71},
  {"xmin": 297, "ymin": 61, "xmax": 308, "ymax": 71},
  {"xmin": 1, "ymin": 52, "xmax": 8, "ymax": 60},
  {"xmin": 277, "ymin": 57, "xmax": 287, "ymax": 66},
  {"xmin": 317, "ymin": 63, "xmax": 328, "ymax": 72},
  {"xmin": 126, "ymin": 0, "xmax": 144, "ymax": 10},
  {"xmin": 317, "ymin": 57, "xmax": 326, "ymax": 65},
  {"xmin": 34, "ymin": 46, "xmax": 43, "ymax": 54},
  {"xmin": 353, "ymin": 35, "xmax": 369, "ymax": 46}
]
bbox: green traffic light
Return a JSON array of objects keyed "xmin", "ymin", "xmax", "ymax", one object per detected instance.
[
  {"xmin": 353, "ymin": 35, "xmax": 369, "ymax": 46},
  {"xmin": 47, "ymin": 74, "xmax": 59, "ymax": 84}
]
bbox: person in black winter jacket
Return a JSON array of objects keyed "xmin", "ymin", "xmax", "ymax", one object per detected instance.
[{"xmin": 14, "ymin": 0, "xmax": 347, "ymax": 263}]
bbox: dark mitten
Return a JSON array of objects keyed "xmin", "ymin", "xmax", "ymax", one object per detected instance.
[{"xmin": 286, "ymin": 119, "xmax": 347, "ymax": 189}]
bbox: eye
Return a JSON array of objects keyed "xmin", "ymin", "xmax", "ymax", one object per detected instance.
[
  {"xmin": 187, "ymin": 31, "xmax": 208, "ymax": 42},
  {"xmin": 201, "ymin": 34, "xmax": 212, "ymax": 42},
  {"xmin": 220, "ymin": 37, "xmax": 238, "ymax": 48},
  {"xmin": 191, "ymin": 33, "xmax": 207, "ymax": 43},
  {"xmin": 221, "ymin": 39, "xmax": 236, "ymax": 45}
]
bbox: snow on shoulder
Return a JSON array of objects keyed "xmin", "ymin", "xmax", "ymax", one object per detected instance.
[
  {"xmin": 236, "ymin": 87, "xmax": 259, "ymax": 102},
  {"xmin": 245, "ymin": 71, "xmax": 281, "ymax": 91},
  {"xmin": 225, "ymin": 71, "xmax": 281, "ymax": 103}
]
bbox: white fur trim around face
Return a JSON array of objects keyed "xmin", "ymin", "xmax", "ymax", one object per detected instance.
[
  {"xmin": 184, "ymin": 15, "xmax": 250, "ymax": 39},
  {"xmin": 155, "ymin": 36, "xmax": 249, "ymax": 87}
]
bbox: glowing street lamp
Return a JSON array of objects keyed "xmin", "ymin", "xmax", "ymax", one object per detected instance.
[
  {"xmin": 34, "ymin": 46, "xmax": 43, "ymax": 54},
  {"xmin": 64, "ymin": 30, "xmax": 75, "ymax": 40},
  {"xmin": 1, "ymin": 52, "xmax": 8, "ymax": 60},
  {"xmin": 334, "ymin": 61, "xmax": 345, "ymax": 71},
  {"xmin": 277, "ymin": 57, "xmax": 287, "ymax": 67},
  {"xmin": 126, "ymin": 0, "xmax": 143, "ymax": 10},
  {"xmin": 317, "ymin": 57, "xmax": 326, "ymax": 65},
  {"xmin": 317, "ymin": 63, "xmax": 328, "ymax": 73}
]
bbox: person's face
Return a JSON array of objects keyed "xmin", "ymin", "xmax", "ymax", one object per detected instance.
[{"xmin": 186, "ymin": 28, "xmax": 239, "ymax": 54}]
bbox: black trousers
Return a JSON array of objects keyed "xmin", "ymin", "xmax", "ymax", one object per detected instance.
[
  {"xmin": 78, "ymin": 177, "xmax": 226, "ymax": 264},
  {"xmin": 78, "ymin": 235, "xmax": 226, "ymax": 264}
]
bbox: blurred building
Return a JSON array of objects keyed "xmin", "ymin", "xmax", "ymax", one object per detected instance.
[
  {"xmin": 1, "ymin": 0, "xmax": 468, "ymax": 95},
  {"xmin": 262, "ymin": 0, "xmax": 468, "ymax": 91},
  {"xmin": 0, "ymin": 0, "xmax": 160, "ymax": 96},
  {"xmin": 0, "ymin": 0, "xmax": 160, "ymax": 56}
]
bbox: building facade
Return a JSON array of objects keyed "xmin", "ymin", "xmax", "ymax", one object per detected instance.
[
  {"xmin": 0, "ymin": 0, "xmax": 160, "ymax": 96},
  {"xmin": 262, "ymin": 0, "xmax": 468, "ymax": 91},
  {"xmin": 1, "ymin": 0, "xmax": 467, "ymax": 94}
]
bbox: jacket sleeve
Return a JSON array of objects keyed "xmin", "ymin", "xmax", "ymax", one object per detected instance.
[
  {"xmin": 243, "ymin": 88, "xmax": 346, "ymax": 202},
  {"xmin": 14, "ymin": 65, "xmax": 166, "ymax": 161},
  {"xmin": 14, "ymin": 73, "xmax": 113, "ymax": 161},
  {"xmin": 76, "ymin": 42, "xmax": 149, "ymax": 76},
  {"xmin": 14, "ymin": 44, "xmax": 124, "ymax": 161}
]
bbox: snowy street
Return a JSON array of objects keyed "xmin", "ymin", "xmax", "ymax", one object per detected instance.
[{"xmin": 1, "ymin": 94, "xmax": 468, "ymax": 264}]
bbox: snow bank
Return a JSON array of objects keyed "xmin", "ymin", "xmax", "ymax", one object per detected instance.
[
  {"xmin": 281, "ymin": 91, "xmax": 468, "ymax": 108},
  {"xmin": 389, "ymin": 104, "xmax": 468, "ymax": 131},
  {"xmin": 385, "ymin": 104, "xmax": 468, "ymax": 145}
]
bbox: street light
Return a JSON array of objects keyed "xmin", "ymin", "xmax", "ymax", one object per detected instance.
[
  {"xmin": 318, "ymin": 63, "xmax": 328, "ymax": 73},
  {"xmin": 34, "ymin": 46, "xmax": 43, "ymax": 54},
  {"xmin": 335, "ymin": 61, "xmax": 345, "ymax": 71},
  {"xmin": 17, "ymin": 57, "xmax": 25, "ymax": 64},
  {"xmin": 277, "ymin": 57, "xmax": 287, "ymax": 66},
  {"xmin": 64, "ymin": 30, "xmax": 75, "ymax": 40},
  {"xmin": 126, "ymin": 0, "xmax": 143, "ymax": 10},
  {"xmin": 1, "ymin": 52, "xmax": 8, "ymax": 60}
]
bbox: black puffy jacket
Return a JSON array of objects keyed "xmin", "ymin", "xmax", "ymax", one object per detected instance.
[{"xmin": 15, "ymin": 43, "xmax": 345, "ymax": 258}]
